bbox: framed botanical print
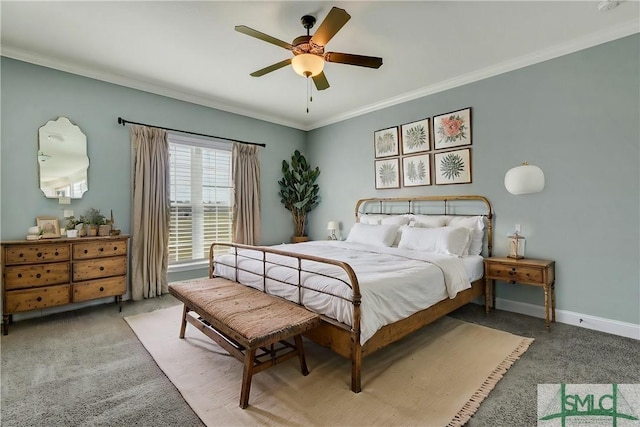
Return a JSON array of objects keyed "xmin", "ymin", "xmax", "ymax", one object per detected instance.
[
  {"xmin": 373, "ymin": 127, "xmax": 399, "ymax": 158},
  {"xmin": 402, "ymin": 154, "xmax": 431, "ymax": 187},
  {"xmin": 433, "ymin": 108, "xmax": 471, "ymax": 150},
  {"xmin": 434, "ymin": 148, "xmax": 471, "ymax": 185},
  {"xmin": 36, "ymin": 216, "xmax": 60, "ymax": 238},
  {"xmin": 401, "ymin": 118, "xmax": 430, "ymax": 154},
  {"xmin": 374, "ymin": 158, "xmax": 400, "ymax": 189}
]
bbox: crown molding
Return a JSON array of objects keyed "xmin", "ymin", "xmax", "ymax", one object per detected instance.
[
  {"xmin": 305, "ymin": 19, "xmax": 640, "ymax": 131},
  {"xmin": 0, "ymin": 46, "xmax": 305, "ymax": 131},
  {"xmin": 2, "ymin": 18, "xmax": 638, "ymax": 132}
]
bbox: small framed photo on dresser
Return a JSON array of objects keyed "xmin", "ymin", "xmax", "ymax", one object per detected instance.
[{"xmin": 36, "ymin": 216, "xmax": 60, "ymax": 239}]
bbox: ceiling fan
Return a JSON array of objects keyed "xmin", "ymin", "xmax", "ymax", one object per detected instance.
[{"xmin": 235, "ymin": 7, "xmax": 383, "ymax": 91}]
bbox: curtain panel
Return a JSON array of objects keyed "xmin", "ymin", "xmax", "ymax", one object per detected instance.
[
  {"xmin": 130, "ymin": 126, "xmax": 170, "ymax": 300},
  {"xmin": 232, "ymin": 143, "xmax": 261, "ymax": 245}
]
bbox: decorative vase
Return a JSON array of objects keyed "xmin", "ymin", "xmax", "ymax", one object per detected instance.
[
  {"xmin": 98, "ymin": 225, "xmax": 111, "ymax": 236},
  {"xmin": 85, "ymin": 225, "xmax": 98, "ymax": 237}
]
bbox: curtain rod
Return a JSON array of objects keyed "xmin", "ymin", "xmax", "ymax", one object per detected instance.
[{"xmin": 117, "ymin": 117, "xmax": 266, "ymax": 148}]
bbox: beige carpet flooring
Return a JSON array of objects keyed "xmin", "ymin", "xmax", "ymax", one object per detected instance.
[{"xmin": 125, "ymin": 305, "xmax": 533, "ymax": 427}]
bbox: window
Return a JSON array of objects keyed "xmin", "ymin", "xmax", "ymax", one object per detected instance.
[{"xmin": 168, "ymin": 133, "xmax": 232, "ymax": 267}]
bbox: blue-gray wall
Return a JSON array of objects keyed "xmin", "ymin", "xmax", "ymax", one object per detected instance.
[
  {"xmin": 0, "ymin": 57, "xmax": 306, "ymax": 287},
  {"xmin": 2, "ymin": 34, "xmax": 638, "ymax": 326},
  {"xmin": 307, "ymin": 34, "xmax": 640, "ymax": 325}
]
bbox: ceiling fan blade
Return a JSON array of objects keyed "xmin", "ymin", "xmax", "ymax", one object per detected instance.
[
  {"xmin": 325, "ymin": 52, "xmax": 383, "ymax": 69},
  {"xmin": 235, "ymin": 25, "xmax": 294, "ymax": 50},
  {"xmin": 310, "ymin": 7, "xmax": 351, "ymax": 47},
  {"xmin": 250, "ymin": 59, "xmax": 292, "ymax": 77},
  {"xmin": 312, "ymin": 72, "xmax": 330, "ymax": 91}
]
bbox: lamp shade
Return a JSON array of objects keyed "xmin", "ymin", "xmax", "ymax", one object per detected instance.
[
  {"xmin": 327, "ymin": 221, "xmax": 338, "ymax": 231},
  {"xmin": 504, "ymin": 163, "xmax": 545, "ymax": 195},
  {"xmin": 291, "ymin": 53, "xmax": 324, "ymax": 77}
]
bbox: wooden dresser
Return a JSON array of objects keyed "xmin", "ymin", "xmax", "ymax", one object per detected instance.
[{"xmin": 1, "ymin": 235, "xmax": 129, "ymax": 335}]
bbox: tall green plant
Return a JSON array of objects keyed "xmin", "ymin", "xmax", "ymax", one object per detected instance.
[{"xmin": 277, "ymin": 150, "xmax": 320, "ymax": 237}]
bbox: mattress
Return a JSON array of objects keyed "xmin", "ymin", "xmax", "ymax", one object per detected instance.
[{"xmin": 213, "ymin": 241, "xmax": 482, "ymax": 344}]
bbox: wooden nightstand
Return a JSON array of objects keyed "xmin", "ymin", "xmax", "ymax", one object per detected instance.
[{"xmin": 484, "ymin": 257, "xmax": 556, "ymax": 330}]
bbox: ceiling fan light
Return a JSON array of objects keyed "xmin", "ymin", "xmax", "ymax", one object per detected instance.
[{"xmin": 291, "ymin": 54, "xmax": 324, "ymax": 77}]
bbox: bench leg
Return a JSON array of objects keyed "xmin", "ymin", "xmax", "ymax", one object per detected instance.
[
  {"xmin": 179, "ymin": 305, "xmax": 189, "ymax": 339},
  {"xmin": 240, "ymin": 348, "xmax": 256, "ymax": 409},
  {"xmin": 294, "ymin": 335, "xmax": 309, "ymax": 376}
]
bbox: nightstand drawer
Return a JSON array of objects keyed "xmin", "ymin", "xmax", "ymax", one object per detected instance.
[{"xmin": 486, "ymin": 263, "xmax": 543, "ymax": 284}]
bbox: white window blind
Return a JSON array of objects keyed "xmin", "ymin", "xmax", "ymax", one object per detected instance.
[{"xmin": 168, "ymin": 134, "xmax": 232, "ymax": 265}]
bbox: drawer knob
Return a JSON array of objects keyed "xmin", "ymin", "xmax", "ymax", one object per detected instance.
[
  {"xmin": 37, "ymin": 252, "xmax": 42, "ymax": 258},
  {"xmin": 36, "ymin": 296, "xmax": 42, "ymax": 302},
  {"xmin": 55, "ymin": 252, "xmax": 59, "ymax": 256},
  {"xmin": 99, "ymin": 247, "xmax": 104, "ymax": 252},
  {"xmin": 99, "ymin": 287, "xmax": 105, "ymax": 292},
  {"xmin": 100, "ymin": 266, "xmax": 105, "ymax": 271},
  {"xmin": 17, "ymin": 273, "xmax": 22, "ymax": 278},
  {"xmin": 46, "ymin": 270, "xmax": 50, "ymax": 273},
  {"xmin": 36, "ymin": 273, "xmax": 41, "ymax": 279},
  {"xmin": 509, "ymin": 270, "xmax": 516, "ymax": 276},
  {"xmin": 113, "ymin": 246, "xmax": 117, "ymax": 251},
  {"xmin": 19, "ymin": 253, "xmax": 24, "ymax": 258},
  {"xmin": 84, "ymin": 249, "xmax": 88, "ymax": 254}
]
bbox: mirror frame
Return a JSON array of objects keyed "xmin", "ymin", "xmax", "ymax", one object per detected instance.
[{"xmin": 38, "ymin": 117, "xmax": 89, "ymax": 199}]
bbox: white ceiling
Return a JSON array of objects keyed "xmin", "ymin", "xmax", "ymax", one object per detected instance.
[{"xmin": 2, "ymin": 1, "xmax": 638, "ymax": 131}]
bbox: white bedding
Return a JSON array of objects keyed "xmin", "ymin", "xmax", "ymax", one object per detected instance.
[{"xmin": 213, "ymin": 241, "xmax": 482, "ymax": 345}]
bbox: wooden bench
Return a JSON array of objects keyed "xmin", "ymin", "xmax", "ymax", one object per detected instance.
[{"xmin": 168, "ymin": 278, "xmax": 321, "ymax": 409}]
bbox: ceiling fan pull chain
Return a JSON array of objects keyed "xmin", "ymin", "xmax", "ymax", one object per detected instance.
[{"xmin": 306, "ymin": 77, "xmax": 311, "ymax": 113}]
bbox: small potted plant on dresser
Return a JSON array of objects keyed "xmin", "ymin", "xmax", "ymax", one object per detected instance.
[
  {"xmin": 64, "ymin": 216, "xmax": 81, "ymax": 238},
  {"xmin": 278, "ymin": 150, "xmax": 321, "ymax": 243},
  {"xmin": 81, "ymin": 208, "xmax": 108, "ymax": 237}
]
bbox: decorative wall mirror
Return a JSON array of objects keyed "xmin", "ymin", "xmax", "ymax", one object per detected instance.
[{"xmin": 38, "ymin": 117, "xmax": 89, "ymax": 199}]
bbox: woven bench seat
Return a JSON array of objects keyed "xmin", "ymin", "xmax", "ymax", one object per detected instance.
[{"xmin": 169, "ymin": 277, "xmax": 321, "ymax": 408}]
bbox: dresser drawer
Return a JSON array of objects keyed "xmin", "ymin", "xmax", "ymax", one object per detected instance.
[
  {"xmin": 73, "ymin": 240, "xmax": 127, "ymax": 260},
  {"xmin": 486, "ymin": 263, "xmax": 543, "ymax": 284},
  {"xmin": 73, "ymin": 276, "xmax": 126, "ymax": 302},
  {"xmin": 3, "ymin": 262, "xmax": 70, "ymax": 290},
  {"xmin": 73, "ymin": 256, "xmax": 127, "ymax": 281},
  {"xmin": 4, "ymin": 284, "xmax": 71, "ymax": 313},
  {"xmin": 5, "ymin": 244, "xmax": 70, "ymax": 265}
]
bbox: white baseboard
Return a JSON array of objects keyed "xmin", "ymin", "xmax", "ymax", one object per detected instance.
[{"xmin": 491, "ymin": 298, "xmax": 640, "ymax": 340}]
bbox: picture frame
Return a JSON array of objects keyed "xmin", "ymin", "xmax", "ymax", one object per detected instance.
[
  {"xmin": 36, "ymin": 216, "xmax": 60, "ymax": 238},
  {"xmin": 402, "ymin": 154, "xmax": 431, "ymax": 187},
  {"xmin": 401, "ymin": 118, "xmax": 430, "ymax": 154},
  {"xmin": 434, "ymin": 148, "xmax": 472, "ymax": 185},
  {"xmin": 374, "ymin": 158, "xmax": 400, "ymax": 189},
  {"xmin": 373, "ymin": 127, "xmax": 399, "ymax": 158},
  {"xmin": 433, "ymin": 108, "xmax": 472, "ymax": 150}
]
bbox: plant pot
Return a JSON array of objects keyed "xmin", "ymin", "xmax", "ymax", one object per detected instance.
[
  {"xmin": 66, "ymin": 229, "xmax": 78, "ymax": 238},
  {"xmin": 85, "ymin": 225, "xmax": 98, "ymax": 237},
  {"xmin": 291, "ymin": 236, "xmax": 310, "ymax": 244},
  {"xmin": 98, "ymin": 225, "xmax": 112, "ymax": 236}
]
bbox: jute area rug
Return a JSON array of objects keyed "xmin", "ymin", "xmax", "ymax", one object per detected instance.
[{"xmin": 125, "ymin": 305, "xmax": 533, "ymax": 427}]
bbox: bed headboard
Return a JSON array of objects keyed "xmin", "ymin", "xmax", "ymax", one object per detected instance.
[{"xmin": 354, "ymin": 195, "xmax": 493, "ymax": 257}]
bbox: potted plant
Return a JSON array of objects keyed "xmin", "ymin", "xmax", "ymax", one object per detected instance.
[
  {"xmin": 81, "ymin": 208, "xmax": 107, "ymax": 237},
  {"xmin": 277, "ymin": 150, "xmax": 320, "ymax": 242},
  {"xmin": 64, "ymin": 216, "xmax": 81, "ymax": 238}
]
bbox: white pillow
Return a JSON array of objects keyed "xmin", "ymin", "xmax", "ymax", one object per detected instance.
[
  {"xmin": 411, "ymin": 215, "xmax": 448, "ymax": 228},
  {"xmin": 447, "ymin": 216, "xmax": 485, "ymax": 256},
  {"xmin": 382, "ymin": 215, "xmax": 411, "ymax": 228},
  {"xmin": 398, "ymin": 226, "xmax": 471, "ymax": 257},
  {"xmin": 358, "ymin": 214, "xmax": 385, "ymax": 225},
  {"xmin": 346, "ymin": 223, "xmax": 398, "ymax": 247}
]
